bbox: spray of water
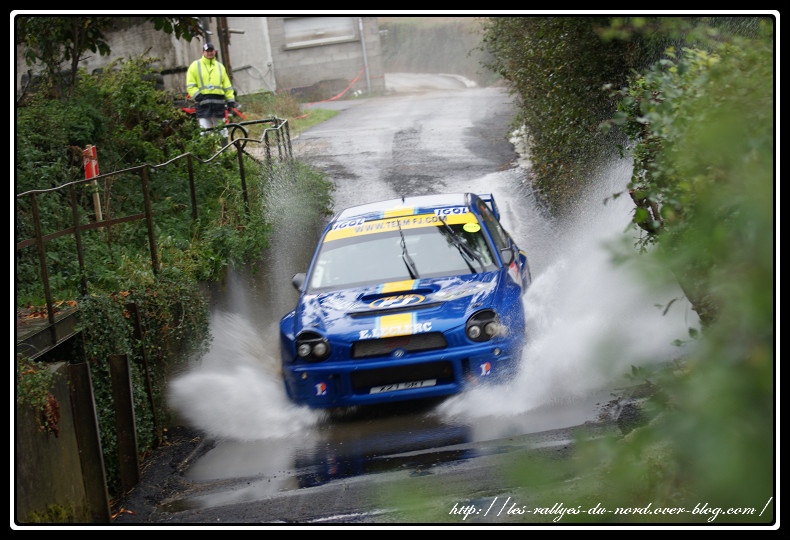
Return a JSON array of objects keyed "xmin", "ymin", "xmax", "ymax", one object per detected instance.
[
  {"xmin": 168, "ymin": 157, "xmax": 697, "ymax": 438},
  {"xmin": 167, "ymin": 311, "xmax": 322, "ymax": 440},
  {"xmin": 438, "ymin": 159, "xmax": 698, "ymax": 419},
  {"xmin": 167, "ymin": 164, "xmax": 326, "ymax": 441}
]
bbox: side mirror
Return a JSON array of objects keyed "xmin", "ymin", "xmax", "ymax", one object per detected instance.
[
  {"xmin": 292, "ymin": 273, "xmax": 306, "ymax": 292},
  {"xmin": 500, "ymin": 247, "xmax": 515, "ymax": 266}
]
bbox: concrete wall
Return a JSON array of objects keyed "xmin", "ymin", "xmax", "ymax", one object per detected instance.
[
  {"xmin": 222, "ymin": 16, "xmax": 277, "ymax": 95},
  {"xmin": 15, "ymin": 363, "xmax": 91, "ymax": 524},
  {"xmin": 267, "ymin": 16, "xmax": 385, "ymax": 100}
]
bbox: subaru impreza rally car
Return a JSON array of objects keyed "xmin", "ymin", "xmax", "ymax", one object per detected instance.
[{"xmin": 280, "ymin": 193, "xmax": 531, "ymax": 408}]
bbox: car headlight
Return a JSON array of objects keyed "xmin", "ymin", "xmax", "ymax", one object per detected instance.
[
  {"xmin": 465, "ymin": 310, "xmax": 503, "ymax": 342},
  {"xmin": 295, "ymin": 331, "xmax": 331, "ymax": 362}
]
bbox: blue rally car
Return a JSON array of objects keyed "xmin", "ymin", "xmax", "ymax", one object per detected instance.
[{"xmin": 279, "ymin": 193, "xmax": 531, "ymax": 408}]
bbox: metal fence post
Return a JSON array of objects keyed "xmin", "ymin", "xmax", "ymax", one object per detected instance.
[
  {"xmin": 125, "ymin": 302, "xmax": 159, "ymax": 442},
  {"xmin": 68, "ymin": 362, "xmax": 111, "ymax": 523},
  {"xmin": 187, "ymin": 154, "xmax": 198, "ymax": 222},
  {"xmin": 29, "ymin": 192, "xmax": 57, "ymax": 345},
  {"xmin": 139, "ymin": 168, "xmax": 159, "ymax": 274},
  {"xmin": 236, "ymin": 143, "xmax": 250, "ymax": 214},
  {"xmin": 69, "ymin": 184, "xmax": 88, "ymax": 296},
  {"xmin": 109, "ymin": 354, "xmax": 140, "ymax": 495}
]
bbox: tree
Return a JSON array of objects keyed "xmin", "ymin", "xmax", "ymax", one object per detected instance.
[
  {"xmin": 17, "ymin": 16, "xmax": 114, "ymax": 99},
  {"xmin": 16, "ymin": 15, "xmax": 203, "ymax": 100}
]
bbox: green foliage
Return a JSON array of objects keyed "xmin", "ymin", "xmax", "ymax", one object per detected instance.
[
  {"xmin": 238, "ymin": 91, "xmax": 304, "ymax": 119},
  {"xmin": 16, "ymin": 16, "xmax": 115, "ymax": 99},
  {"xmin": 16, "ymin": 355, "xmax": 61, "ymax": 435},
  {"xmin": 480, "ymin": 17, "xmax": 647, "ymax": 215},
  {"xmin": 531, "ymin": 21, "xmax": 774, "ymax": 523},
  {"xmin": 475, "ymin": 15, "xmax": 774, "ymax": 523},
  {"xmin": 74, "ymin": 292, "xmax": 142, "ymax": 494},
  {"xmin": 15, "ymin": 56, "xmax": 231, "ymax": 304},
  {"xmin": 25, "ymin": 503, "xmax": 79, "ymax": 524},
  {"xmin": 74, "ymin": 271, "xmax": 210, "ymax": 496},
  {"xmin": 16, "ymin": 15, "xmax": 202, "ymax": 101},
  {"xmin": 147, "ymin": 16, "xmax": 203, "ymax": 41},
  {"xmin": 622, "ymin": 28, "xmax": 774, "ymax": 512},
  {"xmin": 606, "ymin": 22, "xmax": 774, "ymax": 327}
]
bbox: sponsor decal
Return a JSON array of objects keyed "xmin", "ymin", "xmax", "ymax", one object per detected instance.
[
  {"xmin": 323, "ymin": 211, "xmax": 478, "ymax": 242},
  {"xmin": 463, "ymin": 222, "xmax": 481, "ymax": 233},
  {"xmin": 331, "ymin": 218, "xmax": 366, "ymax": 230},
  {"xmin": 369, "ymin": 294, "xmax": 425, "ymax": 309},
  {"xmin": 359, "ymin": 312, "xmax": 434, "ymax": 340},
  {"xmin": 508, "ymin": 260, "xmax": 520, "ymax": 284},
  {"xmin": 315, "ymin": 382, "xmax": 327, "ymax": 396},
  {"xmin": 479, "ymin": 362, "xmax": 492, "ymax": 376},
  {"xmin": 434, "ymin": 206, "xmax": 469, "ymax": 216}
]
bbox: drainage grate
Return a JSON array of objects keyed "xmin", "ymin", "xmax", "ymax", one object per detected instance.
[{"xmin": 351, "ymin": 332, "xmax": 447, "ymax": 359}]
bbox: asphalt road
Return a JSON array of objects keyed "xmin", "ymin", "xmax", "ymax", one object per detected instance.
[{"xmin": 112, "ymin": 74, "xmax": 668, "ymax": 527}]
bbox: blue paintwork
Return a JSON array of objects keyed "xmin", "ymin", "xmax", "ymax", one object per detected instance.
[{"xmin": 280, "ymin": 193, "xmax": 531, "ymax": 408}]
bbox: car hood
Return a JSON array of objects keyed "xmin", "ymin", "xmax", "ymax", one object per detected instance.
[{"xmin": 294, "ymin": 273, "xmax": 502, "ymax": 342}]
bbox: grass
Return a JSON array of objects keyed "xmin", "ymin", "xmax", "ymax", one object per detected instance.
[{"xmin": 236, "ymin": 91, "xmax": 339, "ymax": 138}]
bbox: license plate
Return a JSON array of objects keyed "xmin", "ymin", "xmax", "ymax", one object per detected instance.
[{"xmin": 369, "ymin": 379, "xmax": 436, "ymax": 394}]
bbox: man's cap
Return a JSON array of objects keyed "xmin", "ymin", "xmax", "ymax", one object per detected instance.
[{"xmin": 203, "ymin": 43, "xmax": 215, "ymax": 51}]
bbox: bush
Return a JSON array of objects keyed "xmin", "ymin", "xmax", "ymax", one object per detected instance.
[
  {"xmin": 480, "ymin": 17, "xmax": 644, "ymax": 215},
  {"xmin": 535, "ymin": 22, "xmax": 774, "ymax": 523},
  {"xmin": 476, "ymin": 16, "xmax": 774, "ymax": 522},
  {"xmin": 15, "ymin": 55, "xmax": 334, "ymax": 499}
]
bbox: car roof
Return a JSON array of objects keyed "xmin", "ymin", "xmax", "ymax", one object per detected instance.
[{"xmin": 333, "ymin": 193, "xmax": 472, "ymax": 222}]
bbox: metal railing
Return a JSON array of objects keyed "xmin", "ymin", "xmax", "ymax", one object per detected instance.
[{"xmin": 15, "ymin": 117, "xmax": 293, "ymax": 359}]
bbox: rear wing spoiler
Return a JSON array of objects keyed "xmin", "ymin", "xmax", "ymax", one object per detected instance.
[{"xmin": 478, "ymin": 193, "xmax": 501, "ymax": 221}]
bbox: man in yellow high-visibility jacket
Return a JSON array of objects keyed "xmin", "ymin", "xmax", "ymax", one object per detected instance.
[{"xmin": 186, "ymin": 43, "xmax": 236, "ymax": 135}]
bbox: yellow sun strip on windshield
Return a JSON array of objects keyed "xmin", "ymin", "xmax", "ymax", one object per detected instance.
[
  {"xmin": 380, "ymin": 280, "xmax": 416, "ymax": 294},
  {"xmin": 383, "ymin": 207, "xmax": 414, "ymax": 219},
  {"xmin": 323, "ymin": 212, "xmax": 478, "ymax": 242}
]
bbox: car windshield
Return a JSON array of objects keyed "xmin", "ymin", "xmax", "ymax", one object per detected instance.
[{"xmin": 307, "ymin": 219, "xmax": 497, "ymax": 292}]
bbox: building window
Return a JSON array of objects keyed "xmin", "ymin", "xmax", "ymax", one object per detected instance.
[{"xmin": 283, "ymin": 17, "xmax": 358, "ymax": 49}]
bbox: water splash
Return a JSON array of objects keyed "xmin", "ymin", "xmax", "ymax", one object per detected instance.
[
  {"xmin": 167, "ymin": 305, "xmax": 321, "ymax": 442},
  {"xmin": 438, "ymin": 159, "xmax": 698, "ymax": 419},
  {"xmin": 168, "ymin": 158, "xmax": 697, "ymax": 437},
  {"xmin": 168, "ymin": 164, "xmax": 327, "ymax": 441}
]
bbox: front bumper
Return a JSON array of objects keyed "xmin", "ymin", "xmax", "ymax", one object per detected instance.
[{"xmin": 282, "ymin": 339, "xmax": 522, "ymax": 408}]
